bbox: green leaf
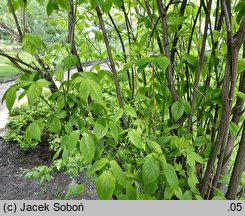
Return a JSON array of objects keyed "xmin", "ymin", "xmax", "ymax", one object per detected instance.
[
  {"xmin": 90, "ymin": 0, "xmax": 98, "ymax": 8},
  {"xmin": 27, "ymin": 83, "xmax": 42, "ymax": 106},
  {"xmin": 67, "ymin": 130, "xmax": 80, "ymax": 152},
  {"xmin": 212, "ymin": 195, "xmax": 226, "ymax": 200},
  {"xmin": 229, "ymin": 122, "xmax": 239, "ymax": 136},
  {"xmin": 135, "ymin": 57, "xmax": 154, "ymax": 67},
  {"xmin": 193, "ymin": 136, "xmax": 208, "ymax": 148},
  {"xmin": 156, "ymin": 56, "xmax": 170, "ymax": 72},
  {"xmin": 96, "ymin": 171, "xmax": 116, "ymax": 200},
  {"xmin": 36, "ymin": 79, "xmax": 51, "ymax": 88},
  {"xmin": 142, "ymin": 157, "xmax": 160, "ymax": 184},
  {"xmin": 112, "ymin": 0, "xmax": 122, "ymax": 7},
  {"xmin": 53, "ymin": 110, "xmax": 67, "ymax": 119},
  {"xmin": 89, "ymin": 79, "xmax": 104, "ymax": 105},
  {"xmin": 25, "ymin": 122, "xmax": 42, "ymax": 143},
  {"xmin": 164, "ymin": 184, "xmax": 174, "ymax": 199},
  {"xmin": 47, "ymin": 115, "xmax": 62, "ymax": 133},
  {"xmin": 187, "ymin": 152, "xmax": 205, "ymax": 170},
  {"xmin": 163, "ymin": 163, "xmax": 179, "ymax": 189},
  {"xmin": 180, "ymin": 99, "xmax": 191, "ymax": 114},
  {"xmin": 236, "ymin": 91, "xmax": 245, "ymax": 100},
  {"xmin": 4, "ymin": 86, "xmax": 16, "ymax": 111},
  {"xmin": 235, "ymin": 1, "xmax": 245, "ymax": 23},
  {"xmin": 144, "ymin": 182, "xmax": 157, "ymax": 195},
  {"xmin": 61, "ymin": 135, "xmax": 70, "ymax": 148},
  {"xmin": 113, "ymin": 108, "xmax": 124, "ymax": 122},
  {"xmin": 65, "ymin": 183, "xmax": 84, "ymax": 199},
  {"xmin": 174, "ymin": 187, "xmax": 183, "ymax": 199},
  {"xmin": 80, "ymin": 133, "xmax": 95, "ymax": 163},
  {"xmin": 237, "ymin": 58, "xmax": 245, "ymax": 73},
  {"xmin": 128, "ymin": 129, "xmax": 142, "ymax": 149},
  {"xmin": 212, "ymin": 30, "xmax": 221, "ymax": 43},
  {"xmin": 171, "ymin": 101, "xmax": 185, "ymax": 121},
  {"xmin": 159, "ymin": 136, "xmax": 172, "ymax": 144},
  {"xmin": 124, "ymin": 105, "xmax": 137, "ymax": 118},
  {"xmin": 62, "ymin": 147, "xmax": 69, "ymax": 163},
  {"xmin": 126, "ymin": 185, "xmax": 136, "ymax": 200},
  {"xmin": 9, "ymin": 0, "xmax": 20, "ymax": 11},
  {"xmin": 89, "ymin": 158, "xmax": 109, "ymax": 174},
  {"xmin": 79, "ymin": 78, "xmax": 91, "ymax": 103},
  {"xmin": 146, "ymin": 139, "xmax": 162, "ymax": 154},
  {"xmin": 98, "ymin": 0, "xmax": 112, "ymax": 13},
  {"xmin": 182, "ymin": 190, "xmax": 192, "ymax": 200},
  {"xmin": 62, "ymin": 55, "xmax": 79, "ymax": 69},
  {"xmin": 22, "ymin": 34, "xmax": 44, "ymax": 55},
  {"xmin": 94, "ymin": 118, "xmax": 108, "ymax": 140},
  {"xmin": 47, "ymin": 0, "xmax": 58, "ymax": 16},
  {"xmin": 185, "ymin": 54, "xmax": 198, "ymax": 72},
  {"xmin": 109, "ymin": 121, "xmax": 118, "ymax": 143},
  {"xmin": 57, "ymin": 0, "xmax": 68, "ymax": 9},
  {"xmin": 109, "ymin": 160, "xmax": 126, "ymax": 187},
  {"xmin": 188, "ymin": 173, "xmax": 199, "ymax": 193},
  {"xmin": 54, "ymin": 67, "xmax": 64, "ymax": 81}
]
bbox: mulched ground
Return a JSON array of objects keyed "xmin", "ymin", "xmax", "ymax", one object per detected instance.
[{"xmin": 0, "ymin": 138, "xmax": 97, "ymax": 200}]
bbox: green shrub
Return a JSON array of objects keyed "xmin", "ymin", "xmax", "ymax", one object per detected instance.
[{"xmin": 4, "ymin": 101, "xmax": 53, "ymax": 149}]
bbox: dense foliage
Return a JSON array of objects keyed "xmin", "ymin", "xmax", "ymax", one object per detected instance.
[{"xmin": 1, "ymin": 0, "xmax": 245, "ymax": 200}]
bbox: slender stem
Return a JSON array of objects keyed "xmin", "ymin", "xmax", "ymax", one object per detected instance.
[
  {"xmin": 144, "ymin": 0, "xmax": 164, "ymax": 53},
  {"xmin": 170, "ymin": 0, "xmax": 187, "ymax": 61},
  {"xmin": 157, "ymin": 0, "xmax": 178, "ymax": 102},
  {"xmin": 7, "ymin": 0, "xmax": 23, "ymax": 41},
  {"xmin": 122, "ymin": 3, "xmax": 135, "ymax": 97},
  {"xmin": 96, "ymin": 5, "xmax": 128, "ymax": 129},
  {"xmin": 108, "ymin": 12, "xmax": 132, "ymax": 90},
  {"xmin": 187, "ymin": 0, "xmax": 212, "ymax": 131},
  {"xmin": 68, "ymin": 0, "xmax": 83, "ymax": 72},
  {"xmin": 0, "ymin": 22, "xmax": 20, "ymax": 39}
]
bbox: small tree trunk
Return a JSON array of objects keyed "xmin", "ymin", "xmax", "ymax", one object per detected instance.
[
  {"xmin": 200, "ymin": 0, "xmax": 237, "ymax": 198},
  {"xmin": 68, "ymin": 0, "xmax": 83, "ymax": 72},
  {"xmin": 221, "ymin": 70, "xmax": 245, "ymax": 177},
  {"xmin": 226, "ymin": 124, "xmax": 245, "ymax": 199}
]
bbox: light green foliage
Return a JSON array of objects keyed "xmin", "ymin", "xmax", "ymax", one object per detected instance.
[
  {"xmin": 163, "ymin": 163, "xmax": 179, "ymax": 190},
  {"xmin": 142, "ymin": 157, "xmax": 160, "ymax": 184},
  {"xmin": 96, "ymin": 171, "xmax": 116, "ymax": 200},
  {"xmin": 171, "ymin": 101, "xmax": 185, "ymax": 121},
  {"xmin": 109, "ymin": 160, "xmax": 126, "ymax": 187},
  {"xmin": 65, "ymin": 183, "xmax": 84, "ymax": 199},
  {"xmin": 4, "ymin": 101, "xmax": 53, "ymax": 149},
  {"xmin": 94, "ymin": 118, "xmax": 108, "ymax": 140},
  {"xmin": 25, "ymin": 121, "xmax": 43, "ymax": 143},
  {"xmin": 22, "ymin": 34, "xmax": 45, "ymax": 55},
  {"xmin": 127, "ymin": 129, "xmax": 142, "ymax": 149},
  {"xmin": 3, "ymin": 85, "xmax": 16, "ymax": 111},
  {"xmin": 79, "ymin": 133, "xmax": 95, "ymax": 163},
  {"xmin": 23, "ymin": 165, "xmax": 54, "ymax": 184}
]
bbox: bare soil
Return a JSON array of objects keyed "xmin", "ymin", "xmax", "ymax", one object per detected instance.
[{"xmin": 0, "ymin": 138, "xmax": 97, "ymax": 200}]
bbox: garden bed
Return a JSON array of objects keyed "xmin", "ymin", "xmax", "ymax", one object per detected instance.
[{"xmin": 0, "ymin": 138, "xmax": 97, "ymax": 200}]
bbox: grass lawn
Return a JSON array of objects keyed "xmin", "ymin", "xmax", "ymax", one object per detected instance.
[
  {"xmin": 0, "ymin": 46, "xmax": 34, "ymax": 80},
  {"xmin": 0, "ymin": 63, "xmax": 20, "ymax": 78}
]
